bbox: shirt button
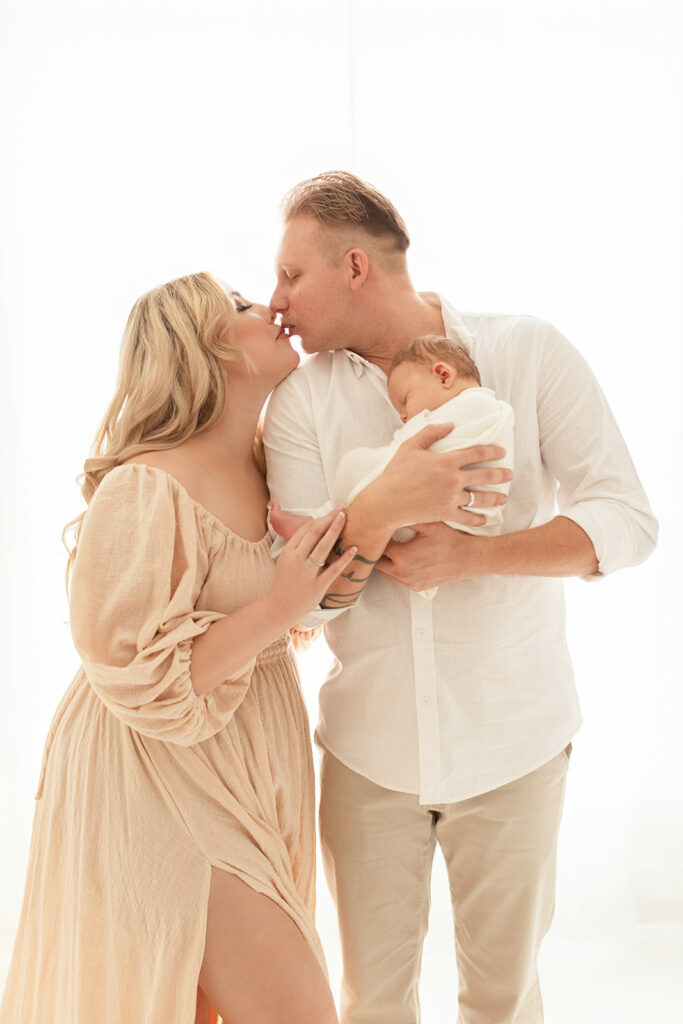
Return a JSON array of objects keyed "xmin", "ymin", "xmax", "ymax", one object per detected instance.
[
  {"xmin": 422, "ymin": 696, "xmax": 432, "ymax": 705},
  {"xmin": 416, "ymin": 628, "xmax": 427, "ymax": 637}
]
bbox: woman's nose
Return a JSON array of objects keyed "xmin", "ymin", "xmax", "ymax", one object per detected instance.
[{"xmin": 253, "ymin": 302, "xmax": 274, "ymax": 322}]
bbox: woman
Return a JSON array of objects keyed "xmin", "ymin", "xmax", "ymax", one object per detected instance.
[{"xmin": 0, "ymin": 272, "xmax": 355, "ymax": 1024}]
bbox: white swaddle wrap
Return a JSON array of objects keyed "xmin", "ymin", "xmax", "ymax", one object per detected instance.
[{"xmin": 324, "ymin": 387, "xmax": 515, "ymax": 599}]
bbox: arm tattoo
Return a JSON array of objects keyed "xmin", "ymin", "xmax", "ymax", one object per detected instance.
[
  {"xmin": 332, "ymin": 538, "xmax": 377, "ymax": 566},
  {"xmin": 321, "ymin": 588, "xmax": 365, "ymax": 608},
  {"xmin": 340, "ymin": 566, "xmax": 372, "ymax": 585},
  {"xmin": 320, "ymin": 551, "xmax": 378, "ymax": 608}
]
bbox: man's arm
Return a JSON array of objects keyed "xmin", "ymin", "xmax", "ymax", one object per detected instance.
[
  {"xmin": 377, "ymin": 322, "xmax": 657, "ymax": 590},
  {"xmin": 264, "ymin": 372, "xmax": 512, "ymax": 615},
  {"xmin": 267, "ymin": 424, "xmax": 513, "ymax": 608},
  {"xmin": 376, "ymin": 515, "xmax": 597, "ymax": 591},
  {"xmin": 264, "ymin": 371, "xmax": 377, "ymax": 625},
  {"xmin": 324, "ymin": 428, "xmax": 512, "ymax": 605}
]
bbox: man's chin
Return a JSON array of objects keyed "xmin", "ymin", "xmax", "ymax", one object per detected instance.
[
  {"xmin": 298, "ymin": 335, "xmax": 329, "ymax": 355},
  {"xmin": 292, "ymin": 332, "xmax": 310, "ymax": 352}
]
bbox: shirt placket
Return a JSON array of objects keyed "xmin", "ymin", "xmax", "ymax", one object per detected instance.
[{"xmin": 409, "ymin": 590, "xmax": 441, "ymax": 804}]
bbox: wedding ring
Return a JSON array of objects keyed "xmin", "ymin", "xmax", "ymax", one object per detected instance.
[
  {"xmin": 463, "ymin": 490, "xmax": 476, "ymax": 509},
  {"xmin": 308, "ymin": 553, "xmax": 326, "ymax": 567}
]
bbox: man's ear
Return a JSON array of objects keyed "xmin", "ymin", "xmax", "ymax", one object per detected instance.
[
  {"xmin": 345, "ymin": 248, "xmax": 369, "ymax": 291},
  {"xmin": 432, "ymin": 361, "xmax": 455, "ymax": 388}
]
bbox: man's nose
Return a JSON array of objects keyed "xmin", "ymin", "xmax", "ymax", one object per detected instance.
[{"xmin": 269, "ymin": 285, "xmax": 286, "ymax": 316}]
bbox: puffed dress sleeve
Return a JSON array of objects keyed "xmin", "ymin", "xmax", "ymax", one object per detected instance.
[{"xmin": 69, "ymin": 464, "xmax": 256, "ymax": 746}]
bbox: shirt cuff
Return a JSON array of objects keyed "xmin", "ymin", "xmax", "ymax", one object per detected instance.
[
  {"xmin": 560, "ymin": 500, "xmax": 657, "ymax": 581},
  {"xmin": 296, "ymin": 595, "xmax": 362, "ymax": 629}
]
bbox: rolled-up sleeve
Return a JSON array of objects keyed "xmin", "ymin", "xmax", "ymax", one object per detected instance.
[
  {"xmin": 69, "ymin": 465, "xmax": 256, "ymax": 745},
  {"xmin": 535, "ymin": 323, "xmax": 658, "ymax": 577}
]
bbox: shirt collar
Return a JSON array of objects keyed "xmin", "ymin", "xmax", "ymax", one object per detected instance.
[
  {"xmin": 340, "ymin": 349, "xmax": 395, "ymax": 407},
  {"xmin": 342, "ymin": 348, "xmax": 387, "ymax": 381},
  {"xmin": 437, "ymin": 294, "xmax": 477, "ymax": 350}
]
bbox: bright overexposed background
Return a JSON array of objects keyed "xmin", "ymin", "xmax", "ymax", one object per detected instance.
[{"xmin": 1, "ymin": 1, "xmax": 681, "ymax": 1020}]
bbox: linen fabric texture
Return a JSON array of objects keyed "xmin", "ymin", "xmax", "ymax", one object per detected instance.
[
  {"xmin": 263, "ymin": 295, "xmax": 658, "ymax": 805},
  {"xmin": 0, "ymin": 464, "xmax": 324, "ymax": 1024}
]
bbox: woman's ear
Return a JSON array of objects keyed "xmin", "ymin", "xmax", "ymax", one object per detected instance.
[{"xmin": 432, "ymin": 361, "xmax": 455, "ymax": 388}]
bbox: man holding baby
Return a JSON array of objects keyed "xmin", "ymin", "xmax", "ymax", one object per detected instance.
[{"xmin": 264, "ymin": 171, "xmax": 657, "ymax": 1024}]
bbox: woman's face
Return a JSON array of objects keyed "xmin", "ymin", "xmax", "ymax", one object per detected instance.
[{"xmin": 228, "ymin": 291, "xmax": 300, "ymax": 385}]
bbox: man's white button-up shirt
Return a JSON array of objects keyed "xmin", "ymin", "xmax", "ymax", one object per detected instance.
[{"xmin": 263, "ymin": 297, "xmax": 657, "ymax": 804}]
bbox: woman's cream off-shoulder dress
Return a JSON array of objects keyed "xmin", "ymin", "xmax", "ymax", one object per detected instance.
[{"xmin": 0, "ymin": 464, "xmax": 324, "ymax": 1024}]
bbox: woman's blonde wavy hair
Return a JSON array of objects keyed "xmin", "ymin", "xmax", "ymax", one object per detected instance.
[{"xmin": 63, "ymin": 271, "xmax": 251, "ymax": 592}]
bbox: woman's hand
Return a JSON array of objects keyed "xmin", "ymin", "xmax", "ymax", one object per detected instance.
[
  {"xmin": 191, "ymin": 509, "xmax": 355, "ymax": 695},
  {"xmin": 264, "ymin": 508, "xmax": 357, "ymax": 626}
]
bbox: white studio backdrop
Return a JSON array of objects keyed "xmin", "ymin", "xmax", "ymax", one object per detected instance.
[{"xmin": 1, "ymin": 0, "xmax": 681, "ymax": 1019}]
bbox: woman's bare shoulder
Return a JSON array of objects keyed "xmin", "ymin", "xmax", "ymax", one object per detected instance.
[{"xmin": 120, "ymin": 448, "xmax": 203, "ymax": 497}]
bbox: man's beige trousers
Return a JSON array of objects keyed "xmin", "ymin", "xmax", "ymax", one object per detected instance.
[{"xmin": 319, "ymin": 746, "xmax": 571, "ymax": 1024}]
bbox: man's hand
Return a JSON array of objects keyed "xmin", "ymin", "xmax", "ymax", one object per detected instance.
[
  {"xmin": 376, "ymin": 516, "xmax": 600, "ymax": 591},
  {"xmin": 377, "ymin": 522, "xmax": 485, "ymax": 589},
  {"xmin": 362, "ymin": 423, "xmax": 512, "ymax": 532}
]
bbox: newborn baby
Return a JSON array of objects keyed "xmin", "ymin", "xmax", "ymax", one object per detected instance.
[{"xmin": 331, "ymin": 334, "xmax": 515, "ymax": 599}]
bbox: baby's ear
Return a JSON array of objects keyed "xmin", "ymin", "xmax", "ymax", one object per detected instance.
[{"xmin": 432, "ymin": 361, "xmax": 456, "ymax": 387}]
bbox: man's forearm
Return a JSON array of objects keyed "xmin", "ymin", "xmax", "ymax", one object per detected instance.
[
  {"xmin": 320, "ymin": 490, "xmax": 394, "ymax": 608},
  {"xmin": 377, "ymin": 515, "xmax": 600, "ymax": 591},
  {"xmin": 468, "ymin": 516, "xmax": 599, "ymax": 579},
  {"xmin": 318, "ymin": 429, "xmax": 518, "ymax": 604}
]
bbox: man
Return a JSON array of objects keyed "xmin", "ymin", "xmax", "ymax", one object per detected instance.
[{"xmin": 263, "ymin": 171, "xmax": 657, "ymax": 1024}]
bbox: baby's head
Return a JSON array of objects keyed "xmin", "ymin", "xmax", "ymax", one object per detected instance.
[{"xmin": 387, "ymin": 335, "xmax": 481, "ymax": 423}]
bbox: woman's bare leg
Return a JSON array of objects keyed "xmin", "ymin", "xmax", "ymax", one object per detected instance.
[{"xmin": 199, "ymin": 867, "xmax": 338, "ymax": 1024}]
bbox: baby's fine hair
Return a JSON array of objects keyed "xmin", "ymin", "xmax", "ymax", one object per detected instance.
[{"xmin": 388, "ymin": 334, "xmax": 481, "ymax": 385}]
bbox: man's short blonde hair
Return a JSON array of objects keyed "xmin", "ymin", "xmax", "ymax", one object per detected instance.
[
  {"xmin": 388, "ymin": 335, "xmax": 481, "ymax": 385},
  {"xmin": 281, "ymin": 170, "xmax": 410, "ymax": 253}
]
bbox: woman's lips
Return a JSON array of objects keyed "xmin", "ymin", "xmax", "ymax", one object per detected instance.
[{"xmin": 273, "ymin": 313, "xmax": 299, "ymax": 340}]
